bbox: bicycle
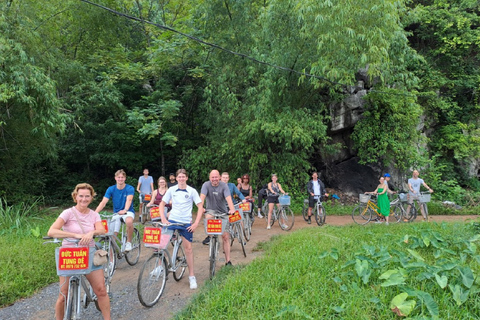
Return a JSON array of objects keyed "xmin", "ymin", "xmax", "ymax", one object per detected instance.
[
  {"xmin": 261, "ymin": 194, "xmax": 294, "ymax": 231},
  {"xmin": 302, "ymin": 196, "xmax": 326, "ymax": 226},
  {"xmin": 204, "ymin": 211, "xmax": 229, "ymax": 279},
  {"xmin": 352, "ymin": 194, "xmax": 401, "ymax": 225},
  {"xmin": 239, "ymin": 200, "xmax": 254, "ymax": 241},
  {"xmin": 99, "ymin": 213, "xmax": 141, "ymax": 280},
  {"xmin": 404, "ymin": 191, "xmax": 432, "ymax": 222},
  {"xmin": 137, "ymin": 221, "xmax": 187, "ymax": 307},
  {"xmin": 390, "ymin": 192, "xmax": 416, "ymax": 222},
  {"xmin": 228, "ymin": 206, "xmax": 247, "ymax": 258},
  {"xmin": 43, "ymin": 237, "xmax": 104, "ymax": 319},
  {"xmin": 139, "ymin": 194, "xmax": 152, "ymax": 224}
]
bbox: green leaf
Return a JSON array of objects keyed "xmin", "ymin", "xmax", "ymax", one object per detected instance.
[
  {"xmin": 458, "ymin": 266, "xmax": 474, "ymax": 288},
  {"xmin": 390, "ymin": 292, "xmax": 416, "ymax": 317},
  {"xmin": 380, "ymin": 272, "xmax": 406, "ymax": 287},
  {"xmin": 434, "ymin": 273, "xmax": 448, "ymax": 289},
  {"xmin": 407, "ymin": 249, "xmax": 425, "ymax": 261},
  {"xmin": 331, "ymin": 304, "xmax": 346, "ymax": 313},
  {"xmin": 449, "ymin": 284, "xmax": 470, "ymax": 306}
]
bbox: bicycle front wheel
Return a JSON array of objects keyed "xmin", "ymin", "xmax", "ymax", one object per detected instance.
[
  {"xmin": 209, "ymin": 236, "xmax": 218, "ymax": 279},
  {"xmin": 315, "ymin": 204, "xmax": 326, "ymax": 226},
  {"xmin": 243, "ymin": 214, "xmax": 252, "ymax": 241},
  {"xmin": 392, "ymin": 205, "xmax": 403, "ymax": 223},
  {"xmin": 126, "ymin": 227, "xmax": 141, "ymax": 266},
  {"xmin": 403, "ymin": 202, "xmax": 417, "ymax": 222},
  {"xmin": 65, "ymin": 280, "xmax": 78, "ymax": 320},
  {"xmin": 141, "ymin": 204, "xmax": 149, "ymax": 224},
  {"xmin": 137, "ymin": 253, "xmax": 167, "ymax": 307},
  {"xmin": 352, "ymin": 205, "xmax": 371, "ymax": 225},
  {"xmin": 302, "ymin": 201, "xmax": 309, "ymax": 222},
  {"xmin": 236, "ymin": 223, "xmax": 246, "ymax": 257},
  {"xmin": 104, "ymin": 238, "xmax": 117, "ymax": 279},
  {"xmin": 172, "ymin": 243, "xmax": 187, "ymax": 281},
  {"xmin": 279, "ymin": 206, "xmax": 294, "ymax": 231}
]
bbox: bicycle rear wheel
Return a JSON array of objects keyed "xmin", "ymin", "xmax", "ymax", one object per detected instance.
[
  {"xmin": 315, "ymin": 204, "xmax": 326, "ymax": 226},
  {"xmin": 103, "ymin": 238, "xmax": 117, "ymax": 279},
  {"xmin": 126, "ymin": 228, "xmax": 141, "ymax": 265},
  {"xmin": 137, "ymin": 253, "xmax": 167, "ymax": 307},
  {"xmin": 352, "ymin": 204, "xmax": 371, "ymax": 225},
  {"xmin": 172, "ymin": 243, "xmax": 187, "ymax": 281},
  {"xmin": 403, "ymin": 202, "xmax": 417, "ymax": 222},
  {"xmin": 209, "ymin": 236, "xmax": 218, "ymax": 279},
  {"xmin": 279, "ymin": 206, "xmax": 294, "ymax": 231}
]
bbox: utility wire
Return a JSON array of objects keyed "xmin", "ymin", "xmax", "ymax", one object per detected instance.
[{"xmin": 80, "ymin": 0, "xmax": 432, "ymax": 98}]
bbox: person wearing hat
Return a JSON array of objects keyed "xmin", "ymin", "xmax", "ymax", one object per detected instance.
[
  {"xmin": 167, "ymin": 173, "xmax": 178, "ymax": 188},
  {"xmin": 383, "ymin": 173, "xmax": 397, "ymax": 194}
]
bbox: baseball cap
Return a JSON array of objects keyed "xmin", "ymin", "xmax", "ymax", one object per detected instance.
[{"xmin": 384, "ymin": 173, "xmax": 391, "ymax": 177}]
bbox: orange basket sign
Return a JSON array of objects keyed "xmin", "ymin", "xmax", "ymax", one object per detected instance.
[
  {"xmin": 143, "ymin": 227, "xmax": 161, "ymax": 245},
  {"xmin": 206, "ymin": 219, "xmax": 223, "ymax": 233},
  {"xmin": 144, "ymin": 194, "xmax": 152, "ymax": 201},
  {"xmin": 239, "ymin": 203, "xmax": 251, "ymax": 212},
  {"xmin": 150, "ymin": 207, "xmax": 160, "ymax": 220},
  {"xmin": 229, "ymin": 210, "xmax": 242, "ymax": 223},
  {"xmin": 58, "ymin": 247, "xmax": 90, "ymax": 271},
  {"xmin": 101, "ymin": 220, "xmax": 109, "ymax": 233}
]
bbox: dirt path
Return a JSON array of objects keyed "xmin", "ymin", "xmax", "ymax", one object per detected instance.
[{"xmin": 1, "ymin": 214, "xmax": 478, "ymax": 320}]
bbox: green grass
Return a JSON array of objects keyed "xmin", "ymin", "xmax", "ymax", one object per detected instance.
[
  {"xmin": 0, "ymin": 200, "xmax": 59, "ymax": 307},
  {"xmin": 176, "ymin": 220, "xmax": 480, "ymax": 319}
]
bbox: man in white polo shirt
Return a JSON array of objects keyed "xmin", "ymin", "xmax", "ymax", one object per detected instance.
[{"xmin": 158, "ymin": 169, "xmax": 204, "ymax": 289}]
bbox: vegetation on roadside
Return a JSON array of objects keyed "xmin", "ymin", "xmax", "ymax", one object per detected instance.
[
  {"xmin": 177, "ymin": 220, "xmax": 480, "ymax": 319},
  {"xmin": 0, "ymin": 201, "xmax": 58, "ymax": 307}
]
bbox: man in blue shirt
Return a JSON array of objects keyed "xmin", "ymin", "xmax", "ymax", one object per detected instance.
[
  {"xmin": 221, "ymin": 172, "xmax": 246, "ymax": 203},
  {"xmin": 95, "ymin": 169, "xmax": 135, "ymax": 251}
]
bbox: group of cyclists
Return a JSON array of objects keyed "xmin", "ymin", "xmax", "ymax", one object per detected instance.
[{"xmin": 47, "ymin": 167, "xmax": 433, "ymax": 319}]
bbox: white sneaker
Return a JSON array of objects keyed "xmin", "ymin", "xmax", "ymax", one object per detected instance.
[
  {"xmin": 125, "ymin": 242, "xmax": 132, "ymax": 252},
  {"xmin": 150, "ymin": 265, "xmax": 163, "ymax": 277},
  {"xmin": 266, "ymin": 226, "xmax": 271, "ymax": 230},
  {"xmin": 385, "ymin": 222, "xmax": 389, "ymax": 225},
  {"xmin": 189, "ymin": 276, "xmax": 197, "ymax": 289},
  {"xmin": 258, "ymin": 212, "xmax": 264, "ymax": 219}
]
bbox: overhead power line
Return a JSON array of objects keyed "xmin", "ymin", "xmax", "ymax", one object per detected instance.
[{"xmin": 80, "ymin": 0, "xmax": 432, "ymax": 98}]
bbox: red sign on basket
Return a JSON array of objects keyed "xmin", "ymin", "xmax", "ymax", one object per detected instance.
[
  {"xmin": 150, "ymin": 207, "xmax": 160, "ymax": 220},
  {"xmin": 143, "ymin": 227, "xmax": 161, "ymax": 245},
  {"xmin": 239, "ymin": 203, "xmax": 251, "ymax": 212},
  {"xmin": 58, "ymin": 247, "xmax": 90, "ymax": 271},
  {"xmin": 229, "ymin": 210, "xmax": 242, "ymax": 223},
  {"xmin": 101, "ymin": 220, "xmax": 109, "ymax": 233},
  {"xmin": 144, "ymin": 194, "xmax": 151, "ymax": 201},
  {"xmin": 206, "ymin": 219, "xmax": 223, "ymax": 233}
]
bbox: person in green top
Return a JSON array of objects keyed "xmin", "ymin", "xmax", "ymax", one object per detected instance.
[{"xmin": 365, "ymin": 176, "xmax": 391, "ymax": 225}]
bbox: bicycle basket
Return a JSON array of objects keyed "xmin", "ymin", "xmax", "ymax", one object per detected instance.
[
  {"xmin": 359, "ymin": 194, "xmax": 371, "ymax": 203},
  {"xmin": 398, "ymin": 193, "xmax": 407, "ymax": 202},
  {"xmin": 419, "ymin": 193, "xmax": 431, "ymax": 203},
  {"xmin": 144, "ymin": 227, "xmax": 172, "ymax": 250},
  {"xmin": 101, "ymin": 216, "xmax": 115, "ymax": 235},
  {"xmin": 279, "ymin": 195, "xmax": 291, "ymax": 206},
  {"xmin": 55, "ymin": 246, "xmax": 92, "ymax": 276},
  {"xmin": 205, "ymin": 218, "xmax": 226, "ymax": 235}
]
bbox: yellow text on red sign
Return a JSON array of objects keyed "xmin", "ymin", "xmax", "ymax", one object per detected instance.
[
  {"xmin": 144, "ymin": 194, "xmax": 151, "ymax": 201},
  {"xmin": 239, "ymin": 203, "xmax": 251, "ymax": 211},
  {"xmin": 229, "ymin": 211, "xmax": 242, "ymax": 223},
  {"xmin": 150, "ymin": 207, "xmax": 160, "ymax": 220},
  {"xmin": 206, "ymin": 219, "xmax": 223, "ymax": 233},
  {"xmin": 58, "ymin": 247, "xmax": 89, "ymax": 270},
  {"xmin": 101, "ymin": 220, "xmax": 109, "ymax": 233},
  {"xmin": 143, "ymin": 227, "xmax": 161, "ymax": 244}
]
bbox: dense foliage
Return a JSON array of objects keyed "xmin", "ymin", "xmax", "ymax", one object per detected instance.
[{"xmin": 0, "ymin": 0, "xmax": 479, "ymax": 204}]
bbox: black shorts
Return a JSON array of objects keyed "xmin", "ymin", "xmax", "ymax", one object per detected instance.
[
  {"xmin": 308, "ymin": 195, "xmax": 319, "ymax": 208},
  {"xmin": 267, "ymin": 195, "xmax": 279, "ymax": 204}
]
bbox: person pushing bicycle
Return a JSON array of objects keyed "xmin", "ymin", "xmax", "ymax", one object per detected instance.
[
  {"xmin": 306, "ymin": 172, "xmax": 329, "ymax": 224},
  {"xmin": 406, "ymin": 170, "xmax": 433, "ymax": 221}
]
